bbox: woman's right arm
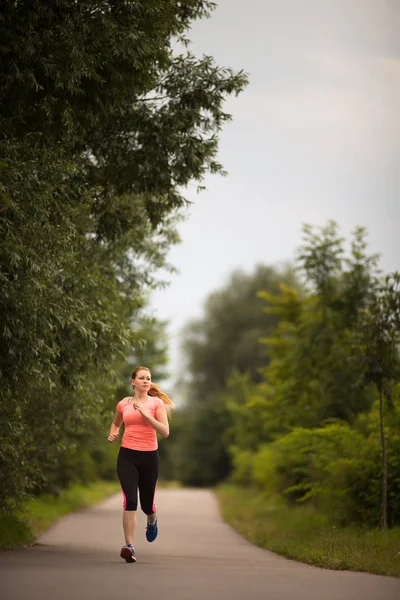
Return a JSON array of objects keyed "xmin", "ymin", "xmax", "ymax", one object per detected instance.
[{"xmin": 108, "ymin": 409, "xmax": 123, "ymax": 442}]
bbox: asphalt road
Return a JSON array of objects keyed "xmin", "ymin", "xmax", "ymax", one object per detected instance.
[{"xmin": 0, "ymin": 489, "xmax": 399, "ymax": 600}]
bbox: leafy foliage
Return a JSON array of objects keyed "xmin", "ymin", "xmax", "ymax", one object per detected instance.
[
  {"xmin": 352, "ymin": 273, "xmax": 400, "ymax": 528},
  {"xmin": 0, "ymin": 1, "xmax": 247, "ymax": 509},
  {"xmin": 177, "ymin": 222, "xmax": 400, "ymax": 528},
  {"xmin": 174, "ymin": 264, "xmax": 300, "ymax": 485}
]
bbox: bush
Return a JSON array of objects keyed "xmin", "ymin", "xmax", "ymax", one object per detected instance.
[
  {"xmin": 252, "ymin": 445, "xmax": 280, "ymax": 492},
  {"xmin": 239, "ymin": 423, "xmax": 400, "ymax": 528},
  {"xmin": 229, "ymin": 447, "xmax": 254, "ymax": 486},
  {"xmin": 343, "ymin": 435, "xmax": 400, "ymax": 527},
  {"xmin": 270, "ymin": 424, "xmax": 365, "ymax": 511}
]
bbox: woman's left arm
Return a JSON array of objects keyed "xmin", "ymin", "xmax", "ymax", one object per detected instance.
[{"xmin": 134, "ymin": 402, "xmax": 169, "ymax": 438}]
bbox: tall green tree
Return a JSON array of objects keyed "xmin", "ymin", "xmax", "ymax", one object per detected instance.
[
  {"xmin": 0, "ymin": 1, "xmax": 247, "ymax": 509},
  {"xmin": 255, "ymin": 224, "xmax": 380, "ymax": 430},
  {"xmin": 175, "ymin": 264, "xmax": 299, "ymax": 485},
  {"xmin": 223, "ymin": 224, "xmax": 381, "ymax": 481},
  {"xmin": 180, "ymin": 264, "xmax": 298, "ymax": 402},
  {"xmin": 354, "ymin": 273, "xmax": 400, "ymax": 530}
]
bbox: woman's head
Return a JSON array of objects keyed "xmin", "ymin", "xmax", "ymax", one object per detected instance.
[
  {"xmin": 130, "ymin": 366, "xmax": 174, "ymax": 410},
  {"xmin": 131, "ymin": 366, "xmax": 151, "ymax": 393}
]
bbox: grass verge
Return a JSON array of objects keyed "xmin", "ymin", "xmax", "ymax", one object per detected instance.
[
  {"xmin": 216, "ymin": 484, "xmax": 400, "ymax": 578},
  {"xmin": 0, "ymin": 480, "xmax": 120, "ymax": 551}
]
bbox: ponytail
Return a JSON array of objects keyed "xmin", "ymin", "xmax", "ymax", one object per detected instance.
[{"xmin": 148, "ymin": 383, "xmax": 174, "ymax": 413}]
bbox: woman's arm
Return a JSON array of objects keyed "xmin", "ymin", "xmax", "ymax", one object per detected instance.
[
  {"xmin": 133, "ymin": 402, "xmax": 169, "ymax": 438},
  {"xmin": 108, "ymin": 409, "xmax": 123, "ymax": 442}
]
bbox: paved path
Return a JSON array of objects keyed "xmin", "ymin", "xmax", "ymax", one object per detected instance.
[{"xmin": 0, "ymin": 489, "xmax": 399, "ymax": 600}]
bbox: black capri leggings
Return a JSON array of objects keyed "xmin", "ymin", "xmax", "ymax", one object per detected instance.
[{"xmin": 117, "ymin": 447, "xmax": 159, "ymax": 514}]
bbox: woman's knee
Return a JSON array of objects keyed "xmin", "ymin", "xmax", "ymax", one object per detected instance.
[
  {"xmin": 140, "ymin": 498, "xmax": 156, "ymax": 516},
  {"xmin": 121, "ymin": 490, "xmax": 137, "ymax": 511},
  {"xmin": 124, "ymin": 498, "xmax": 138, "ymax": 511}
]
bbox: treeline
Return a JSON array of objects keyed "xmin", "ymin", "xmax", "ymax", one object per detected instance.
[
  {"xmin": 0, "ymin": 1, "xmax": 247, "ymax": 512},
  {"xmin": 171, "ymin": 223, "xmax": 400, "ymax": 530}
]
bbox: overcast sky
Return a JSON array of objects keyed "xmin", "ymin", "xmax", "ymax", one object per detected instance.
[{"xmin": 150, "ymin": 0, "xmax": 400, "ymax": 387}]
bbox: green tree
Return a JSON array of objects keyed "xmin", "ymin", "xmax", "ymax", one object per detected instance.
[
  {"xmin": 255, "ymin": 225, "xmax": 380, "ymax": 430},
  {"xmin": 354, "ymin": 273, "xmax": 400, "ymax": 530},
  {"xmin": 175, "ymin": 264, "xmax": 299, "ymax": 485},
  {"xmin": 1, "ymin": 1, "xmax": 247, "ymax": 224},
  {"xmin": 297, "ymin": 220, "xmax": 344, "ymax": 308},
  {"xmin": 0, "ymin": 1, "xmax": 247, "ymax": 509},
  {"xmin": 180, "ymin": 264, "xmax": 298, "ymax": 402},
  {"xmin": 175, "ymin": 396, "xmax": 232, "ymax": 486},
  {"xmin": 225, "ymin": 226, "xmax": 400, "ymax": 528}
]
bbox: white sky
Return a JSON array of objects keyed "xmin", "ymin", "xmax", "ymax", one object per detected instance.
[{"xmin": 150, "ymin": 0, "xmax": 400, "ymax": 389}]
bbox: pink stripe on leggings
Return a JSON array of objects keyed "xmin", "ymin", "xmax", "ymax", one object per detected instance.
[
  {"xmin": 120, "ymin": 485, "xmax": 127, "ymax": 511},
  {"xmin": 152, "ymin": 479, "xmax": 158, "ymax": 513}
]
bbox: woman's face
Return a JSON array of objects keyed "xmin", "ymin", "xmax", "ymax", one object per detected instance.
[{"xmin": 132, "ymin": 369, "xmax": 151, "ymax": 392}]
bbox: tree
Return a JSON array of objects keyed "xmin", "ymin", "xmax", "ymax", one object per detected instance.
[
  {"xmin": 180, "ymin": 264, "xmax": 298, "ymax": 403},
  {"xmin": 222, "ymin": 223, "xmax": 381, "ymax": 490},
  {"xmin": 1, "ymin": 1, "xmax": 247, "ymax": 394},
  {"xmin": 297, "ymin": 222, "xmax": 379, "ymax": 325},
  {"xmin": 175, "ymin": 396, "xmax": 232, "ymax": 486},
  {"xmin": 255, "ymin": 225, "xmax": 380, "ymax": 429},
  {"xmin": 174, "ymin": 264, "xmax": 299, "ymax": 485},
  {"xmin": 355, "ymin": 273, "xmax": 400, "ymax": 530},
  {"xmin": 0, "ymin": 1, "xmax": 248, "ymax": 509},
  {"xmin": 1, "ymin": 1, "xmax": 248, "ymax": 226},
  {"xmin": 297, "ymin": 220, "xmax": 344, "ymax": 308}
]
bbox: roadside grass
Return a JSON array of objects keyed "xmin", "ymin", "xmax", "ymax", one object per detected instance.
[
  {"xmin": 0, "ymin": 480, "xmax": 120, "ymax": 551},
  {"xmin": 0, "ymin": 513, "xmax": 35, "ymax": 551},
  {"xmin": 216, "ymin": 484, "xmax": 400, "ymax": 578}
]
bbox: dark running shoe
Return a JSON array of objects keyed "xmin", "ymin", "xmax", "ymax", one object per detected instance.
[
  {"xmin": 146, "ymin": 518, "xmax": 158, "ymax": 542},
  {"xmin": 120, "ymin": 544, "xmax": 136, "ymax": 563}
]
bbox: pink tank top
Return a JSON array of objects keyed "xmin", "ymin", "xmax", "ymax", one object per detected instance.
[{"xmin": 117, "ymin": 396, "xmax": 164, "ymax": 451}]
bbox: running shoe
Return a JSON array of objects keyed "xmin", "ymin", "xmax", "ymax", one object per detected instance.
[
  {"xmin": 120, "ymin": 544, "xmax": 136, "ymax": 563},
  {"xmin": 146, "ymin": 518, "xmax": 158, "ymax": 542}
]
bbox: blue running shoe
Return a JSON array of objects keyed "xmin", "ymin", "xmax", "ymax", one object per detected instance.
[
  {"xmin": 120, "ymin": 544, "xmax": 136, "ymax": 563},
  {"xmin": 146, "ymin": 518, "xmax": 158, "ymax": 542}
]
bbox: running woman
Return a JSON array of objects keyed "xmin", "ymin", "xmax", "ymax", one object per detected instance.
[{"xmin": 108, "ymin": 366, "xmax": 173, "ymax": 563}]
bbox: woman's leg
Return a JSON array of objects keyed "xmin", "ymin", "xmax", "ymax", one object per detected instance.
[
  {"xmin": 117, "ymin": 447, "xmax": 139, "ymax": 545},
  {"xmin": 138, "ymin": 451, "xmax": 159, "ymax": 520},
  {"xmin": 122, "ymin": 511, "xmax": 137, "ymax": 546}
]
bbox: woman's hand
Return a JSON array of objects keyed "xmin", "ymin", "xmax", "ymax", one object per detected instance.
[
  {"xmin": 107, "ymin": 432, "xmax": 119, "ymax": 443},
  {"xmin": 134, "ymin": 402, "xmax": 169, "ymax": 438},
  {"xmin": 133, "ymin": 402, "xmax": 150, "ymax": 420}
]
